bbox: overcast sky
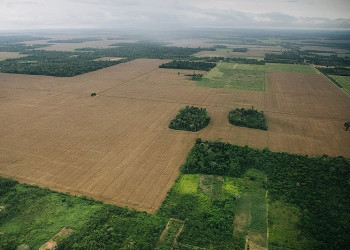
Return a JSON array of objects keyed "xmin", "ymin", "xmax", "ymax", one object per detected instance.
[{"xmin": 1, "ymin": 0, "xmax": 350, "ymax": 31}]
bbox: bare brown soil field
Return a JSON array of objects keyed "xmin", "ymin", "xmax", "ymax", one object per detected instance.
[
  {"xmin": 0, "ymin": 52, "xmax": 24, "ymax": 60},
  {"xmin": 0, "ymin": 59, "xmax": 349, "ymax": 213}
]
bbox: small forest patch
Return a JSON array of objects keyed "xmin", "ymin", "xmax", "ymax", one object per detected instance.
[
  {"xmin": 159, "ymin": 60, "xmax": 216, "ymax": 71},
  {"xmin": 228, "ymin": 107, "xmax": 267, "ymax": 130},
  {"xmin": 169, "ymin": 106, "xmax": 211, "ymax": 132}
]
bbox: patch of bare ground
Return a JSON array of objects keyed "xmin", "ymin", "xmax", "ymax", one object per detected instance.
[
  {"xmin": 39, "ymin": 227, "xmax": 73, "ymax": 250},
  {"xmin": 0, "ymin": 52, "xmax": 24, "ymax": 61},
  {"xmin": 0, "ymin": 59, "xmax": 349, "ymax": 213}
]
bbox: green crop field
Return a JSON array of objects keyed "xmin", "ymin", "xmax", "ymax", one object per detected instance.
[
  {"xmin": 233, "ymin": 169, "xmax": 268, "ymax": 248},
  {"xmin": 197, "ymin": 62, "xmax": 266, "ymax": 91},
  {"xmin": 329, "ymin": 75, "xmax": 350, "ymax": 96},
  {"xmin": 196, "ymin": 62, "xmax": 316, "ymax": 91},
  {"xmin": 235, "ymin": 63, "xmax": 317, "ymax": 74}
]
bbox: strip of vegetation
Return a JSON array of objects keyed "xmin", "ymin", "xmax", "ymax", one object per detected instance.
[
  {"xmin": 228, "ymin": 107, "xmax": 267, "ymax": 130},
  {"xmin": 264, "ymin": 51, "xmax": 304, "ymax": 64},
  {"xmin": 78, "ymin": 42, "xmax": 202, "ymax": 60},
  {"xmin": 232, "ymin": 48, "xmax": 248, "ymax": 52},
  {"xmin": 169, "ymin": 106, "xmax": 211, "ymax": 132},
  {"xmin": 159, "ymin": 60, "xmax": 216, "ymax": 71},
  {"xmin": 49, "ymin": 37, "xmax": 101, "ymax": 43},
  {"xmin": 302, "ymin": 52, "xmax": 350, "ymax": 67},
  {"xmin": 318, "ymin": 67, "xmax": 350, "ymax": 76},
  {"xmin": 0, "ymin": 176, "xmax": 167, "ymax": 249},
  {"xmin": 181, "ymin": 139, "xmax": 350, "ymax": 249}
]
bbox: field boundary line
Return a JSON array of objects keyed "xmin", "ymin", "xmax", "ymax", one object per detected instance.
[
  {"xmin": 310, "ymin": 64, "xmax": 350, "ymax": 98},
  {"xmin": 98, "ymin": 67, "xmax": 159, "ymax": 95}
]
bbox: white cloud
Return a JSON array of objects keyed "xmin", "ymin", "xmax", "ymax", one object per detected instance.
[{"xmin": 0, "ymin": 0, "xmax": 349, "ymax": 30}]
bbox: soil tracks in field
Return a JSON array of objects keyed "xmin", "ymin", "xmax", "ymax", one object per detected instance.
[{"xmin": 0, "ymin": 59, "xmax": 349, "ymax": 212}]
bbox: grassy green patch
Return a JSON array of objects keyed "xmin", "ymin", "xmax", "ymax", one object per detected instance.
[
  {"xmin": 235, "ymin": 63, "xmax": 316, "ymax": 74},
  {"xmin": 233, "ymin": 169, "xmax": 268, "ymax": 247},
  {"xmin": 196, "ymin": 62, "xmax": 315, "ymax": 91},
  {"xmin": 197, "ymin": 62, "xmax": 265, "ymax": 91},
  {"xmin": 328, "ymin": 75, "xmax": 350, "ymax": 96},
  {"xmin": 198, "ymin": 175, "xmax": 223, "ymax": 200},
  {"xmin": 269, "ymin": 200, "xmax": 308, "ymax": 249},
  {"xmin": 174, "ymin": 174, "xmax": 199, "ymax": 194}
]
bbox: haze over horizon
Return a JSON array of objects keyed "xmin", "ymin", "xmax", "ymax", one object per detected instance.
[{"xmin": 1, "ymin": 0, "xmax": 350, "ymax": 31}]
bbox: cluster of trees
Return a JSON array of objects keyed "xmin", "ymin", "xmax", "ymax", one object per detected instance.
[
  {"xmin": 184, "ymin": 73, "xmax": 203, "ymax": 80},
  {"xmin": 318, "ymin": 67, "xmax": 350, "ymax": 76},
  {"xmin": 228, "ymin": 107, "xmax": 267, "ymax": 130},
  {"xmin": 190, "ymin": 56, "xmax": 265, "ymax": 65},
  {"xmin": 181, "ymin": 139, "xmax": 350, "ymax": 249},
  {"xmin": 169, "ymin": 106, "xmax": 211, "ymax": 132},
  {"xmin": 301, "ymin": 53, "xmax": 350, "ymax": 67},
  {"xmin": 159, "ymin": 60, "xmax": 216, "ymax": 71},
  {"xmin": 57, "ymin": 206, "xmax": 165, "ymax": 249},
  {"xmin": 264, "ymin": 51, "xmax": 304, "ymax": 64},
  {"xmin": 232, "ymin": 48, "xmax": 248, "ymax": 52}
]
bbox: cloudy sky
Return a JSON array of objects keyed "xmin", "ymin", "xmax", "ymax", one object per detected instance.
[{"xmin": 1, "ymin": 0, "xmax": 350, "ymax": 30}]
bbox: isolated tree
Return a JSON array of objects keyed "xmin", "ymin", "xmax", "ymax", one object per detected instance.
[{"xmin": 344, "ymin": 122, "xmax": 350, "ymax": 131}]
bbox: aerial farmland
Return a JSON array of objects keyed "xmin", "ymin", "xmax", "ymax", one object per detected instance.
[{"xmin": 0, "ymin": 28, "xmax": 349, "ymax": 249}]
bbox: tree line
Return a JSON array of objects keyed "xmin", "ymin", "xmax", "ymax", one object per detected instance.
[{"xmin": 159, "ymin": 60, "xmax": 216, "ymax": 71}]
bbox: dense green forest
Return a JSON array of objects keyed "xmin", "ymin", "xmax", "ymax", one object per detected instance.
[
  {"xmin": 77, "ymin": 42, "xmax": 202, "ymax": 60},
  {"xmin": 318, "ymin": 67, "xmax": 350, "ymax": 76},
  {"xmin": 0, "ymin": 42, "xmax": 204, "ymax": 76},
  {"xmin": 228, "ymin": 107, "xmax": 267, "ymax": 130},
  {"xmin": 232, "ymin": 48, "xmax": 248, "ymax": 52},
  {"xmin": 169, "ymin": 106, "xmax": 211, "ymax": 132},
  {"xmin": 181, "ymin": 139, "xmax": 350, "ymax": 249},
  {"xmin": 159, "ymin": 60, "xmax": 216, "ymax": 71},
  {"xmin": 264, "ymin": 51, "xmax": 304, "ymax": 64},
  {"xmin": 0, "ymin": 50, "xmax": 124, "ymax": 77}
]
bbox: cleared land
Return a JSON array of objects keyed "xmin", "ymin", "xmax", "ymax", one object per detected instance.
[
  {"xmin": 0, "ymin": 59, "xmax": 349, "ymax": 213},
  {"xmin": 197, "ymin": 62, "xmax": 266, "ymax": 91},
  {"xmin": 0, "ymin": 52, "xmax": 24, "ymax": 61}
]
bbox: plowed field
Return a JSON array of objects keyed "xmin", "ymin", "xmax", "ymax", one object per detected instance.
[{"xmin": 1, "ymin": 59, "xmax": 349, "ymax": 212}]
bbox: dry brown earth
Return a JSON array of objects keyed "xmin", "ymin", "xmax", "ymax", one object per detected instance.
[{"xmin": 0, "ymin": 59, "xmax": 349, "ymax": 213}]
